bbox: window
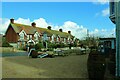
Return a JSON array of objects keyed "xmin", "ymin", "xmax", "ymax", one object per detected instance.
[
  {"xmin": 43, "ymin": 33, "xmax": 48, "ymax": 41},
  {"xmin": 48, "ymin": 37, "xmax": 50, "ymax": 40},
  {"xmin": 52, "ymin": 35, "xmax": 54, "ymax": 41},
  {"xmin": 19, "ymin": 30, "xmax": 27, "ymax": 40},
  {"xmin": 30, "ymin": 35, "xmax": 32, "ymax": 39},
  {"xmin": 20, "ymin": 32, "xmax": 24, "ymax": 40},
  {"xmin": 110, "ymin": 1, "xmax": 115, "ymax": 15},
  {"xmin": 57, "ymin": 37, "xmax": 59, "ymax": 42},
  {"xmin": 27, "ymin": 35, "xmax": 29, "ymax": 40},
  {"xmin": 64, "ymin": 38, "xmax": 66, "ymax": 42},
  {"xmin": 34, "ymin": 34, "xmax": 38, "ymax": 40},
  {"xmin": 111, "ymin": 2, "xmax": 115, "ymax": 14}
]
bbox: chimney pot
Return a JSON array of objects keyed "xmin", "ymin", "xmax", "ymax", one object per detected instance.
[
  {"xmin": 10, "ymin": 18, "xmax": 14, "ymax": 24},
  {"xmin": 31, "ymin": 22, "xmax": 36, "ymax": 27},
  {"xmin": 59, "ymin": 29, "xmax": 63, "ymax": 32},
  {"xmin": 47, "ymin": 26, "xmax": 51, "ymax": 30},
  {"xmin": 68, "ymin": 31, "xmax": 71, "ymax": 34}
]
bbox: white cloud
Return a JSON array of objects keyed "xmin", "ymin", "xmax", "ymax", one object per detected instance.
[
  {"xmin": 93, "ymin": 0, "xmax": 109, "ymax": 5},
  {"xmin": 0, "ymin": 0, "xmax": 111, "ymax": 2},
  {"xmin": 33, "ymin": 18, "xmax": 48, "ymax": 28},
  {"xmin": 101, "ymin": 29, "xmax": 106, "ymax": 32},
  {"xmin": 95, "ymin": 13, "xmax": 100, "ymax": 17},
  {"xmin": 89, "ymin": 28, "xmax": 115, "ymax": 38},
  {"xmin": 0, "ymin": 18, "xmax": 115, "ymax": 40},
  {"xmin": 0, "ymin": 18, "xmax": 10, "ymax": 34},
  {"xmin": 95, "ymin": 7, "xmax": 109, "ymax": 17},
  {"xmin": 15, "ymin": 18, "xmax": 31, "ymax": 25},
  {"xmin": 60, "ymin": 21, "xmax": 88, "ymax": 39},
  {"xmin": 102, "ymin": 8, "xmax": 109, "ymax": 16}
]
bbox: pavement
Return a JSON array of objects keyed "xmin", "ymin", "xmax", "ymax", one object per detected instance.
[{"xmin": 1, "ymin": 52, "xmax": 28, "ymax": 57}]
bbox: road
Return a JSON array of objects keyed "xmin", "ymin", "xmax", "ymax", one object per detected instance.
[{"xmin": 2, "ymin": 53, "xmax": 89, "ymax": 78}]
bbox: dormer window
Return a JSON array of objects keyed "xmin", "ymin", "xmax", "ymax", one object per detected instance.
[
  {"xmin": 34, "ymin": 34, "xmax": 38, "ymax": 40},
  {"xmin": 20, "ymin": 32, "xmax": 24, "ymax": 40},
  {"xmin": 27, "ymin": 35, "xmax": 30, "ymax": 40},
  {"xmin": 34, "ymin": 32, "xmax": 40, "ymax": 40},
  {"xmin": 19, "ymin": 30, "xmax": 26, "ymax": 40},
  {"xmin": 52, "ymin": 35, "xmax": 54, "ymax": 41},
  {"xmin": 43, "ymin": 32, "xmax": 48, "ymax": 41},
  {"xmin": 57, "ymin": 37, "xmax": 59, "ymax": 42},
  {"xmin": 57, "ymin": 35, "xmax": 60, "ymax": 42},
  {"xmin": 30, "ymin": 35, "xmax": 32, "ymax": 39},
  {"xmin": 52, "ymin": 34, "xmax": 56, "ymax": 42},
  {"xmin": 64, "ymin": 38, "xmax": 66, "ymax": 42}
]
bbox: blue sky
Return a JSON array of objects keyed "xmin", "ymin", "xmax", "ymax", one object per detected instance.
[{"xmin": 1, "ymin": 2, "xmax": 115, "ymax": 39}]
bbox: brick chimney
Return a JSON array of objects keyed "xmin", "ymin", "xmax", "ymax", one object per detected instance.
[
  {"xmin": 47, "ymin": 26, "xmax": 51, "ymax": 30},
  {"xmin": 10, "ymin": 18, "xmax": 14, "ymax": 24},
  {"xmin": 68, "ymin": 31, "xmax": 71, "ymax": 34},
  {"xmin": 31, "ymin": 22, "xmax": 36, "ymax": 27},
  {"xmin": 59, "ymin": 29, "xmax": 63, "ymax": 32}
]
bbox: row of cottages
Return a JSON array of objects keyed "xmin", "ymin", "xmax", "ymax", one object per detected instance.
[{"xmin": 5, "ymin": 19, "xmax": 75, "ymax": 48}]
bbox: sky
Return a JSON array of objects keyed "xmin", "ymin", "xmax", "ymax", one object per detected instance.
[{"xmin": 1, "ymin": 1, "xmax": 116, "ymax": 39}]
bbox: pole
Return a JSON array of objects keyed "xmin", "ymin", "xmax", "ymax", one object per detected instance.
[{"xmin": 115, "ymin": 0, "xmax": 120, "ymax": 77}]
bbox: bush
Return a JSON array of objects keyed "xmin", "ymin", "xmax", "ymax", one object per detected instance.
[
  {"xmin": 47, "ymin": 48, "xmax": 53, "ymax": 51},
  {"xmin": 48, "ymin": 43, "xmax": 57, "ymax": 48},
  {"xmin": 2, "ymin": 41, "xmax": 13, "ymax": 47},
  {"xmin": 31, "ymin": 50, "xmax": 38, "ymax": 58},
  {"xmin": 35, "ymin": 43, "xmax": 43, "ymax": 51},
  {"xmin": 87, "ymin": 50, "xmax": 106, "ymax": 80},
  {"xmin": 108, "ymin": 52, "xmax": 116, "ymax": 76},
  {"xmin": 19, "ymin": 46, "xmax": 27, "ymax": 51}
]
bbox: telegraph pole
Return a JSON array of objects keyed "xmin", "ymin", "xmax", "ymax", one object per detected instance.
[{"xmin": 115, "ymin": 0, "xmax": 120, "ymax": 77}]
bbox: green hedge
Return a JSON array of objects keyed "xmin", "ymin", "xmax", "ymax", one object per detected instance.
[
  {"xmin": 35, "ymin": 42, "xmax": 43, "ymax": 51},
  {"xmin": 2, "ymin": 41, "xmax": 13, "ymax": 47}
]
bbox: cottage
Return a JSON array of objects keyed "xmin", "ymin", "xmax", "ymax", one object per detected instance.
[{"xmin": 5, "ymin": 19, "xmax": 74, "ymax": 48}]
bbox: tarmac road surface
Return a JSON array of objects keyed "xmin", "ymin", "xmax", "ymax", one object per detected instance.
[{"xmin": 2, "ymin": 53, "xmax": 89, "ymax": 78}]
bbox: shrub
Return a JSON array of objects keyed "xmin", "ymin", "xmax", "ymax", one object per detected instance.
[
  {"xmin": 19, "ymin": 46, "xmax": 27, "ymax": 51},
  {"xmin": 2, "ymin": 41, "xmax": 13, "ymax": 47},
  {"xmin": 48, "ymin": 43, "xmax": 57, "ymax": 48},
  {"xmin": 47, "ymin": 48, "xmax": 53, "ymax": 51},
  {"xmin": 35, "ymin": 43, "xmax": 43, "ymax": 50},
  {"xmin": 87, "ymin": 50, "xmax": 106, "ymax": 80},
  {"xmin": 31, "ymin": 50, "xmax": 38, "ymax": 58}
]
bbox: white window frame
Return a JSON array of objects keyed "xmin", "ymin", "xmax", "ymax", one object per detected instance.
[
  {"xmin": 57, "ymin": 37, "xmax": 59, "ymax": 42},
  {"xmin": 19, "ymin": 30, "xmax": 27, "ymax": 40},
  {"xmin": 52, "ymin": 35, "xmax": 54, "ymax": 41},
  {"xmin": 20, "ymin": 32, "xmax": 24, "ymax": 40},
  {"xmin": 27, "ymin": 35, "xmax": 29, "ymax": 40},
  {"xmin": 34, "ymin": 33, "xmax": 38, "ymax": 40},
  {"xmin": 34, "ymin": 32, "xmax": 40, "ymax": 40},
  {"xmin": 30, "ymin": 35, "xmax": 32, "ymax": 39},
  {"xmin": 64, "ymin": 38, "xmax": 66, "ymax": 42},
  {"xmin": 51, "ymin": 34, "xmax": 56, "ymax": 42}
]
